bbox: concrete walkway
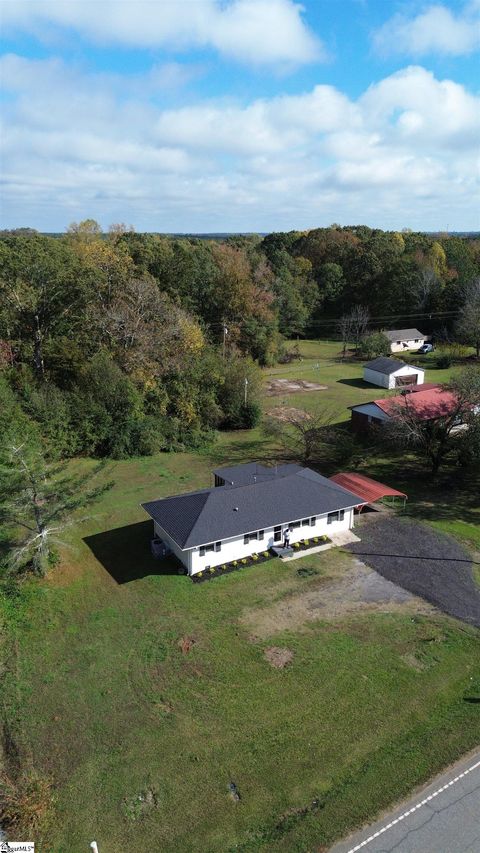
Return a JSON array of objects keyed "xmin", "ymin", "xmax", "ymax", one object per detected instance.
[
  {"xmin": 280, "ymin": 529, "xmax": 360, "ymax": 562},
  {"xmin": 329, "ymin": 749, "xmax": 480, "ymax": 853}
]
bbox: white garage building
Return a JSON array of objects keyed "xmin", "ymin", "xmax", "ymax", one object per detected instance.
[{"xmin": 363, "ymin": 356, "xmax": 425, "ymax": 390}]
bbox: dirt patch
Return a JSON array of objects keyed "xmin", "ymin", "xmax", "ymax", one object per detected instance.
[
  {"xmin": 266, "ymin": 378, "xmax": 328, "ymax": 396},
  {"xmin": 122, "ymin": 787, "xmax": 158, "ymax": 822},
  {"xmin": 264, "ymin": 647, "xmax": 294, "ymax": 668},
  {"xmin": 269, "ymin": 406, "xmax": 312, "ymax": 422},
  {"xmin": 178, "ymin": 636, "xmax": 196, "ymax": 654},
  {"xmin": 401, "ymin": 653, "xmax": 427, "ymax": 671},
  {"xmin": 242, "ymin": 560, "xmax": 434, "ymax": 639}
]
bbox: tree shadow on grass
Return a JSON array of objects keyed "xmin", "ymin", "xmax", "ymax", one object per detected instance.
[
  {"xmin": 207, "ymin": 437, "xmax": 280, "ymax": 469},
  {"xmin": 84, "ymin": 520, "xmax": 180, "ymax": 584}
]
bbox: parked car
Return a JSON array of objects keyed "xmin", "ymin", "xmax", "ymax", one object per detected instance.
[{"xmin": 417, "ymin": 342, "xmax": 435, "ymax": 353}]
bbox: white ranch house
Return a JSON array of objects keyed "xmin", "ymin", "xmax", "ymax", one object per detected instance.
[
  {"xmin": 363, "ymin": 356, "xmax": 425, "ymax": 390},
  {"xmin": 142, "ymin": 463, "xmax": 362, "ymax": 576},
  {"xmin": 383, "ymin": 328, "xmax": 426, "ymax": 353}
]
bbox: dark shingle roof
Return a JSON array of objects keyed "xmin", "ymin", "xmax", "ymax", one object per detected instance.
[
  {"xmin": 142, "ymin": 467, "xmax": 362, "ymax": 549},
  {"xmin": 212, "ymin": 461, "xmax": 302, "ymax": 486},
  {"xmin": 364, "ymin": 356, "xmax": 424, "ymax": 375},
  {"xmin": 383, "ymin": 329, "xmax": 425, "ymax": 342}
]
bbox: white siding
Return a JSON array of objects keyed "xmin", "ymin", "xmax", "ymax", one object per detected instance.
[
  {"xmin": 154, "ymin": 521, "xmax": 191, "ymax": 572},
  {"xmin": 364, "ymin": 364, "xmax": 424, "ymax": 390},
  {"xmin": 363, "ymin": 367, "xmax": 390, "ymax": 389},
  {"xmin": 390, "ymin": 338, "xmax": 425, "ymax": 353},
  {"xmin": 187, "ymin": 508, "xmax": 354, "ymax": 575},
  {"xmin": 351, "ymin": 403, "xmax": 390, "ymax": 421}
]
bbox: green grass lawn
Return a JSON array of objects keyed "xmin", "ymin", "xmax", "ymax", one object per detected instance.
[
  {"xmin": 263, "ymin": 339, "xmax": 457, "ymax": 420},
  {"xmin": 2, "ymin": 340, "xmax": 480, "ymax": 852}
]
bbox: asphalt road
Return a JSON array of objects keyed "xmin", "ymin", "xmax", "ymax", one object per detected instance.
[{"xmin": 329, "ymin": 750, "xmax": 480, "ymax": 853}]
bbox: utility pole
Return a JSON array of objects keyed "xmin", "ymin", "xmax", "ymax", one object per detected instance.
[
  {"xmin": 244, "ymin": 377, "xmax": 248, "ymax": 406},
  {"xmin": 222, "ymin": 324, "xmax": 228, "ymax": 360}
]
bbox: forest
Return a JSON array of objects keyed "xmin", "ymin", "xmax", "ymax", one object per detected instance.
[{"xmin": 0, "ymin": 221, "xmax": 479, "ymax": 462}]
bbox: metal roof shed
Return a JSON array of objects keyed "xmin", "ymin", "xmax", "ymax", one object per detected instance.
[{"xmin": 329, "ymin": 472, "xmax": 407, "ymax": 511}]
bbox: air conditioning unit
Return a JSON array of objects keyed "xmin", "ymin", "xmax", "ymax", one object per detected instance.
[{"xmin": 151, "ymin": 538, "xmax": 171, "ymax": 558}]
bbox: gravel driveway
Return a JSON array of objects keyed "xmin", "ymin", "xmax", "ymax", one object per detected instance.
[{"xmin": 346, "ymin": 517, "xmax": 480, "ymax": 628}]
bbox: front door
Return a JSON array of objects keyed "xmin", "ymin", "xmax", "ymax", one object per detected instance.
[{"xmin": 274, "ymin": 525, "xmax": 281, "ymax": 542}]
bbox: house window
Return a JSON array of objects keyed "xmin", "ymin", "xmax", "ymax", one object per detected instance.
[
  {"xmin": 274, "ymin": 525, "xmax": 281, "ymax": 542},
  {"xmin": 327, "ymin": 510, "xmax": 345, "ymax": 524},
  {"xmin": 414, "ymin": 338, "xmax": 419, "ymax": 342},
  {"xmin": 200, "ymin": 542, "xmax": 216, "ymax": 556},
  {"xmin": 245, "ymin": 531, "xmax": 262, "ymax": 544},
  {"xmin": 396, "ymin": 340, "xmax": 401, "ymax": 345},
  {"xmin": 310, "ymin": 517, "xmax": 316, "ymax": 526},
  {"xmin": 290, "ymin": 521, "xmax": 301, "ymax": 529},
  {"xmin": 215, "ymin": 542, "xmax": 221, "ymax": 552},
  {"xmin": 301, "ymin": 518, "xmax": 310, "ymax": 527}
]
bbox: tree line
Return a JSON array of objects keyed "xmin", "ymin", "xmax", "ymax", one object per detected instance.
[{"xmin": 0, "ymin": 220, "xmax": 479, "ymax": 463}]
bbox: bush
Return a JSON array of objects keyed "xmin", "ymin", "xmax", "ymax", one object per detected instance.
[
  {"xmin": 437, "ymin": 354, "xmax": 452, "ymax": 368},
  {"xmin": 239, "ymin": 402, "xmax": 261, "ymax": 429},
  {"xmin": 358, "ymin": 332, "xmax": 391, "ymax": 360}
]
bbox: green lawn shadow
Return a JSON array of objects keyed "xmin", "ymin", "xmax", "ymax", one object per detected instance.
[
  {"xmin": 84, "ymin": 520, "xmax": 180, "ymax": 584},
  {"xmin": 337, "ymin": 378, "xmax": 372, "ymax": 389}
]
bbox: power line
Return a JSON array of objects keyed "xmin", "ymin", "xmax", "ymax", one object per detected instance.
[{"xmin": 207, "ymin": 309, "xmax": 459, "ymax": 330}]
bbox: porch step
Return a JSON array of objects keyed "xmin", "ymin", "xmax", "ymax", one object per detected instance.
[{"xmin": 272, "ymin": 545, "xmax": 294, "ymax": 558}]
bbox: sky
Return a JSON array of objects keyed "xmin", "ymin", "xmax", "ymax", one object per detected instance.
[{"xmin": 0, "ymin": 0, "xmax": 479, "ymax": 233}]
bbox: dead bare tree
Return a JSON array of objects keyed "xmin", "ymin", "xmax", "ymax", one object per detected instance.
[
  {"xmin": 337, "ymin": 314, "xmax": 353, "ymax": 358},
  {"xmin": 338, "ymin": 306, "xmax": 370, "ymax": 355},
  {"xmin": 264, "ymin": 406, "xmax": 343, "ymax": 466}
]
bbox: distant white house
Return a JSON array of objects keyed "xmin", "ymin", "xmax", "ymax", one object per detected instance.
[
  {"xmin": 142, "ymin": 463, "xmax": 362, "ymax": 576},
  {"xmin": 383, "ymin": 329, "xmax": 426, "ymax": 353},
  {"xmin": 363, "ymin": 356, "xmax": 425, "ymax": 390}
]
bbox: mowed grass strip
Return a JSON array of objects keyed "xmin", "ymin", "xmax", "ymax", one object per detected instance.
[{"xmin": 2, "ymin": 339, "xmax": 480, "ymax": 852}]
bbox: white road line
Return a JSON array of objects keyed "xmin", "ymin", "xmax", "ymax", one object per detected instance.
[{"xmin": 344, "ymin": 758, "xmax": 480, "ymax": 853}]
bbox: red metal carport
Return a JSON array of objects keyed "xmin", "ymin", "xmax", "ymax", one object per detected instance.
[{"xmin": 330, "ymin": 472, "xmax": 407, "ymax": 511}]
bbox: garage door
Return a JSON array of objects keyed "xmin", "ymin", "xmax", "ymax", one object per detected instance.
[{"xmin": 395, "ymin": 374, "xmax": 418, "ymax": 387}]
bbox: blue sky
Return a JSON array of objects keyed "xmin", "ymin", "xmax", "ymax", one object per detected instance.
[{"xmin": 1, "ymin": 0, "xmax": 479, "ymax": 232}]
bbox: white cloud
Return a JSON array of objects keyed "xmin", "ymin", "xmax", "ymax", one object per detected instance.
[
  {"xmin": 0, "ymin": 0, "xmax": 323, "ymax": 66},
  {"xmin": 373, "ymin": 2, "xmax": 480, "ymax": 57},
  {"xmin": 1, "ymin": 55, "xmax": 479, "ymax": 231}
]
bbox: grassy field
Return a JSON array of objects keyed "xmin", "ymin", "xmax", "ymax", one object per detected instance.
[
  {"xmin": 263, "ymin": 339, "xmax": 456, "ymax": 420},
  {"xmin": 2, "ymin": 340, "xmax": 480, "ymax": 853}
]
